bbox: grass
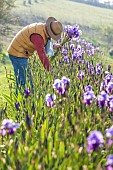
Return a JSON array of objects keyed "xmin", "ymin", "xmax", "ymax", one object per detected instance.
[
  {"xmin": 0, "ymin": 62, "xmax": 13, "ymax": 109},
  {"xmin": 1, "ymin": 43, "xmax": 113, "ymax": 169},
  {"xmin": 13, "ymin": 0, "xmax": 113, "ymax": 28},
  {"xmin": 0, "ymin": 0, "xmax": 113, "ymax": 109},
  {"xmin": 1, "ymin": 5, "xmax": 113, "ymax": 167},
  {"xmin": 1, "ymin": 1, "xmax": 113, "ymax": 169}
]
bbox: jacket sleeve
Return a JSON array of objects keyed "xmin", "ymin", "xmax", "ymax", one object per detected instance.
[{"xmin": 30, "ymin": 34, "xmax": 51, "ymax": 71}]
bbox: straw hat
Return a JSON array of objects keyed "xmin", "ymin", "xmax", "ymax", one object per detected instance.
[{"xmin": 46, "ymin": 17, "xmax": 63, "ymax": 41}]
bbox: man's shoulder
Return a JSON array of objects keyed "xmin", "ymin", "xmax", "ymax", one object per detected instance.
[{"xmin": 29, "ymin": 23, "xmax": 44, "ymax": 27}]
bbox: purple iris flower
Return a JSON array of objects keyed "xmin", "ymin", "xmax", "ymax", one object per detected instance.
[
  {"xmin": 109, "ymin": 95, "xmax": 113, "ymax": 101},
  {"xmin": 86, "ymin": 43, "xmax": 95, "ymax": 56},
  {"xmin": 95, "ymin": 47, "xmax": 100, "ymax": 51},
  {"xmin": 45, "ymin": 94, "xmax": 56, "ymax": 107},
  {"xmin": 15, "ymin": 102, "xmax": 20, "ymax": 111},
  {"xmin": 53, "ymin": 79, "xmax": 65, "ymax": 95},
  {"xmin": 77, "ymin": 59, "xmax": 85, "ymax": 64},
  {"xmin": 64, "ymin": 24, "xmax": 82, "ymax": 38},
  {"xmin": 62, "ymin": 49, "xmax": 68, "ymax": 56},
  {"xmin": 70, "ymin": 43, "xmax": 75, "ymax": 50},
  {"xmin": 86, "ymin": 48, "xmax": 95, "ymax": 56},
  {"xmin": 72, "ymin": 51, "xmax": 78, "ymax": 60},
  {"xmin": 74, "ymin": 28, "xmax": 82, "ymax": 38},
  {"xmin": 101, "ymin": 51, "xmax": 104, "ymax": 56},
  {"xmin": 80, "ymin": 39, "xmax": 87, "ymax": 45},
  {"xmin": 100, "ymin": 80, "xmax": 106, "ymax": 91},
  {"xmin": 0, "ymin": 119, "xmax": 20, "ymax": 136},
  {"xmin": 65, "ymin": 25, "xmax": 74, "ymax": 38},
  {"xmin": 96, "ymin": 63, "xmax": 102, "ymax": 75},
  {"xmin": 64, "ymin": 56, "xmax": 69, "ymax": 63},
  {"xmin": 109, "ymin": 99, "xmax": 113, "ymax": 112},
  {"xmin": 85, "ymin": 85, "xmax": 92, "ymax": 92},
  {"xmin": 59, "ymin": 61, "xmax": 63, "ymax": 66},
  {"xmin": 106, "ymin": 155, "xmax": 113, "ymax": 170},
  {"xmin": 76, "ymin": 45, "xmax": 85, "ymax": 56},
  {"xmin": 24, "ymin": 89, "xmax": 30, "ymax": 98},
  {"xmin": 86, "ymin": 43, "xmax": 93, "ymax": 49},
  {"xmin": 53, "ymin": 77, "xmax": 70, "ymax": 95},
  {"xmin": 104, "ymin": 74, "xmax": 113, "ymax": 85},
  {"xmin": 84, "ymin": 90, "xmax": 95, "ymax": 106},
  {"xmin": 97, "ymin": 91, "xmax": 108, "ymax": 107},
  {"xmin": 86, "ymin": 60, "xmax": 89, "ymax": 68},
  {"xmin": 72, "ymin": 45, "xmax": 84, "ymax": 60},
  {"xmin": 106, "ymin": 126, "xmax": 113, "ymax": 145},
  {"xmin": 61, "ymin": 76, "xmax": 70, "ymax": 90},
  {"xmin": 104, "ymin": 95, "xmax": 113, "ymax": 109},
  {"xmin": 106, "ymin": 82, "xmax": 113, "ymax": 93},
  {"xmin": 77, "ymin": 70, "xmax": 84, "ymax": 80},
  {"xmin": 87, "ymin": 130, "xmax": 104, "ymax": 153},
  {"xmin": 76, "ymin": 45, "xmax": 82, "ymax": 51},
  {"xmin": 104, "ymin": 94, "xmax": 112, "ymax": 107},
  {"xmin": 88, "ymin": 64, "xmax": 94, "ymax": 74}
]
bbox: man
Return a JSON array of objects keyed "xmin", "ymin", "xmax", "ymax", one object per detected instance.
[{"xmin": 7, "ymin": 17, "xmax": 63, "ymax": 92}]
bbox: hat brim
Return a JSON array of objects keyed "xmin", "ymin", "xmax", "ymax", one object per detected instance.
[{"xmin": 46, "ymin": 17, "xmax": 61, "ymax": 41}]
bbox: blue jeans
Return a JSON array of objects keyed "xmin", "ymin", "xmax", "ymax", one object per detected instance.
[{"xmin": 9, "ymin": 54, "xmax": 33, "ymax": 94}]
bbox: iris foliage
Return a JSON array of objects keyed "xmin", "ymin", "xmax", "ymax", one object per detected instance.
[{"xmin": 1, "ymin": 23, "xmax": 113, "ymax": 170}]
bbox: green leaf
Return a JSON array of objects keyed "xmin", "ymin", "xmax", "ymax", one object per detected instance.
[{"xmin": 59, "ymin": 141, "xmax": 65, "ymax": 158}]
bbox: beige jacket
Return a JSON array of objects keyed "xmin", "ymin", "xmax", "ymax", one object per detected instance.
[{"xmin": 7, "ymin": 23, "xmax": 49, "ymax": 58}]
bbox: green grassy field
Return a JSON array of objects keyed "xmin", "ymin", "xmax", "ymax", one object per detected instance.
[
  {"xmin": 0, "ymin": 63, "xmax": 13, "ymax": 108},
  {"xmin": 1, "ymin": 0, "xmax": 113, "ymax": 109},
  {"xmin": 13, "ymin": 0, "xmax": 113, "ymax": 28}
]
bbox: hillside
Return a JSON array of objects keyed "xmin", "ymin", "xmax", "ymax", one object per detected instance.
[
  {"xmin": 4, "ymin": 0, "xmax": 112, "ymax": 54},
  {"xmin": 13, "ymin": 0, "xmax": 113, "ymax": 27}
]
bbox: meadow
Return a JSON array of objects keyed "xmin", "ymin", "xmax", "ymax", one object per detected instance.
[
  {"xmin": 13, "ymin": 0, "xmax": 113, "ymax": 27},
  {"xmin": 1, "ymin": 0, "xmax": 113, "ymax": 108},
  {"xmin": 0, "ymin": 22, "xmax": 113, "ymax": 169},
  {"xmin": 0, "ymin": 0, "xmax": 113, "ymax": 169}
]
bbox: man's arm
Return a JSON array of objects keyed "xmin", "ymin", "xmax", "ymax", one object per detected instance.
[{"xmin": 30, "ymin": 34, "xmax": 51, "ymax": 71}]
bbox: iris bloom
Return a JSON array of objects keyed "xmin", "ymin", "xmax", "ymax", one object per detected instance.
[
  {"xmin": 84, "ymin": 90, "xmax": 95, "ymax": 106},
  {"xmin": 97, "ymin": 91, "xmax": 108, "ymax": 107},
  {"xmin": 70, "ymin": 43, "xmax": 75, "ymax": 50},
  {"xmin": 64, "ymin": 24, "xmax": 82, "ymax": 39},
  {"xmin": 72, "ymin": 46, "xmax": 84, "ymax": 60},
  {"xmin": 53, "ymin": 77, "xmax": 70, "ymax": 95},
  {"xmin": 76, "ymin": 70, "xmax": 84, "ymax": 80},
  {"xmin": 15, "ymin": 102, "xmax": 20, "ymax": 111},
  {"xmin": 109, "ymin": 99, "xmax": 113, "ymax": 112},
  {"xmin": 64, "ymin": 56, "xmax": 69, "ymax": 63},
  {"xmin": 88, "ymin": 64, "xmax": 94, "ymax": 74},
  {"xmin": 106, "ymin": 155, "xmax": 113, "ymax": 170},
  {"xmin": 106, "ymin": 82, "xmax": 113, "ymax": 93},
  {"xmin": 62, "ymin": 48, "xmax": 68, "ymax": 56},
  {"xmin": 96, "ymin": 63, "xmax": 102, "ymax": 75},
  {"xmin": 53, "ymin": 79, "xmax": 65, "ymax": 95},
  {"xmin": 87, "ymin": 130, "xmax": 104, "ymax": 153},
  {"xmin": 45, "ymin": 94, "xmax": 56, "ymax": 107},
  {"xmin": 104, "ymin": 74, "xmax": 113, "ymax": 85},
  {"xmin": 106, "ymin": 126, "xmax": 113, "ymax": 145},
  {"xmin": 0, "ymin": 119, "xmax": 20, "ymax": 136},
  {"xmin": 62, "ymin": 76, "xmax": 70, "ymax": 90},
  {"xmin": 85, "ymin": 85, "xmax": 92, "ymax": 92},
  {"xmin": 24, "ymin": 89, "xmax": 30, "ymax": 98},
  {"xmin": 100, "ymin": 80, "xmax": 106, "ymax": 91}
]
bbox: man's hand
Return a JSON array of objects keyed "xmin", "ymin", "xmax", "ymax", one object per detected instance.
[{"xmin": 53, "ymin": 43, "xmax": 62, "ymax": 50}]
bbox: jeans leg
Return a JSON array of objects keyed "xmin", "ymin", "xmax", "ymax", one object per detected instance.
[{"xmin": 9, "ymin": 55, "xmax": 28, "ymax": 94}]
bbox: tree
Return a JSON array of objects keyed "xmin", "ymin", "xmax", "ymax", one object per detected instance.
[
  {"xmin": 0, "ymin": 0, "xmax": 16, "ymax": 24},
  {"xmin": 0, "ymin": 0, "xmax": 16, "ymax": 52}
]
